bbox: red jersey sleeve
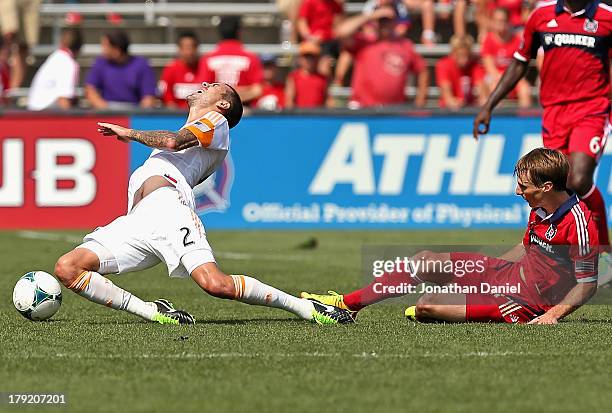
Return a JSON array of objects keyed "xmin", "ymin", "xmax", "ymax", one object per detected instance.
[
  {"xmin": 567, "ymin": 210, "xmax": 599, "ymax": 283},
  {"xmin": 514, "ymin": 10, "xmax": 540, "ymax": 62}
]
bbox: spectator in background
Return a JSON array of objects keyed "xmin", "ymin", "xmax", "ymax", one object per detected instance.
[
  {"xmin": 198, "ymin": 16, "xmax": 264, "ymax": 104},
  {"xmin": 27, "ymin": 28, "xmax": 83, "ymax": 111},
  {"xmin": 297, "ymin": 0, "xmax": 345, "ymax": 78},
  {"xmin": 436, "ymin": 34, "xmax": 486, "ymax": 110},
  {"xmin": 276, "ymin": 0, "xmax": 303, "ymax": 44},
  {"xmin": 85, "ymin": 30, "xmax": 157, "ymax": 109},
  {"xmin": 254, "ymin": 55, "xmax": 285, "ymax": 110},
  {"xmin": 159, "ymin": 31, "xmax": 201, "ymax": 109},
  {"xmin": 0, "ymin": 0, "xmax": 42, "ymax": 88},
  {"xmin": 336, "ymin": 5, "xmax": 428, "ymax": 108},
  {"xmin": 481, "ymin": 8, "xmax": 531, "ymax": 107},
  {"xmin": 285, "ymin": 42, "xmax": 328, "ymax": 109}
]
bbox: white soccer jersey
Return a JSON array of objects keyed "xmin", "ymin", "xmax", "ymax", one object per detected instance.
[
  {"xmin": 127, "ymin": 111, "xmax": 230, "ymax": 211},
  {"xmin": 27, "ymin": 49, "xmax": 79, "ymax": 110}
]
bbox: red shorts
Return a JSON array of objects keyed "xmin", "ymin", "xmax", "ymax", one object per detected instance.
[
  {"xmin": 449, "ymin": 252, "xmax": 546, "ymax": 324},
  {"xmin": 542, "ymin": 98, "xmax": 610, "ymax": 160}
]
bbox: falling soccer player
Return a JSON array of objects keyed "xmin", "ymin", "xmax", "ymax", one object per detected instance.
[
  {"xmin": 473, "ymin": 0, "xmax": 611, "ymax": 283},
  {"xmin": 302, "ymin": 148, "xmax": 600, "ymax": 324},
  {"xmin": 52, "ymin": 82, "xmax": 354, "ymax": 325}
]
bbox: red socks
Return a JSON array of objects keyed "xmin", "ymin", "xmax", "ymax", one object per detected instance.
[
  {"xmin": 581, "ymin": 185, "xmax": 610, "ymax": 247},
  {"xmin": 343, "ymin": 270, "xmax": 417, "ymax": 312}
]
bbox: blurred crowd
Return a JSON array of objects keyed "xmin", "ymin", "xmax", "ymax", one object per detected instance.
[{"xmin": 0, "ymin": 0, "xmax": 543, "ymax": 111}]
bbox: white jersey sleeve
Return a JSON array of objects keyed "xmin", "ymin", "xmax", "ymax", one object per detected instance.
[{"xmin": 182, "ymin": 111, "xmax": 230, "ymax": 150}]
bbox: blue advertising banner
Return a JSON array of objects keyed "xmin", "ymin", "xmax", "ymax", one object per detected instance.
[{"xmin": 130, "ymin": 115, "xmax": 612, "ymax": 229}]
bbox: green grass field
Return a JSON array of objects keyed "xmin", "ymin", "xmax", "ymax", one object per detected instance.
[{"xmin": 2, "ymin": 229, "xmax": 612, "ymax": 413}]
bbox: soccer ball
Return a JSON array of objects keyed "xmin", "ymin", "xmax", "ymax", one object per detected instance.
[{"xmin": 13, "ymin": 271, "xmax": 62, "ymax": 321}]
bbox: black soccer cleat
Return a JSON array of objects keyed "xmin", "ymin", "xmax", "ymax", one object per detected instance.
[
  {"xmin": 309, "ymin": 299, "xmax": 356, "ymax": 325},
  {"xmin": 153, "ymin": 300, "xmax": 195, "ymax": 325}
]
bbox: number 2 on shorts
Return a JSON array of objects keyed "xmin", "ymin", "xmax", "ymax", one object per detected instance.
[{"xmin": 180, "ymin": 227, "xmax": 195, "ymax": 247}]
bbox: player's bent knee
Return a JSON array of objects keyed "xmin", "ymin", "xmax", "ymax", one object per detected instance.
[
  {"xmin": 54, "ymin": 254, "xmax": 81, "ymax": 286},
  {"xmin": 191, "ymin": 265, "xmax": 235, "ymax": 299}
]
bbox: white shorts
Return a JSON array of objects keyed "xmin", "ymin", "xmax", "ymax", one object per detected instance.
[{"xmin": 80, "ymin": 187, "xmax": 215, "ymax": 278}]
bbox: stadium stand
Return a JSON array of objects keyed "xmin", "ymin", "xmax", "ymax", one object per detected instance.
[{"xmin": 5, "ymin": 0, "xmax": 538, "ymax": 108}]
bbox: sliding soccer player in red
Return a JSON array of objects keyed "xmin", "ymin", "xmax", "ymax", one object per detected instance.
[
  {"xmin": 302, "ymin": 149, "xmax": 599, "ymax": 324},
  {"xmin": 474, "ymin": 0, "xmax": 611, "ymax": 251}
]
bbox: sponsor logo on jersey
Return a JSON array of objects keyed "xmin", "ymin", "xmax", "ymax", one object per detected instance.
[
  {"xmin": 584, "ymin": 19, "xmax": 598, "ymax": 33},
  {"xmin": 546, "ymin": 19, "xmax": 558, "ymax": 28},
  {"xmin": 530, "ymin": 233, "xmax": 553, "ymax": 253},
  {"xmin": 543, "ymin": 33, "xmax": 596, "ymax": 48},
  {"xmin": 545, "ymin": 224, "xmax": 557, "ymax": 241},
  {"xmin": 193, "ymin": 154, "xmax": 234, "ymax": 215}
]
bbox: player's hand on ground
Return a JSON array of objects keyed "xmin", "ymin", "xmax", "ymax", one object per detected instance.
[
  {"xmin": 527, "ymin": 313, "xmax": 559, "ymax": 325},
  {"xmin": 97, "ymin": 122, "xmax": 131, "ymax": 143},
  {"xmin": 473, "ymin": 108, "xmax": 491, "ymax": 140}
]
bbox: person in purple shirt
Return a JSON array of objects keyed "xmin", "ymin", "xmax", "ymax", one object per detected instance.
[{"xmin": 85, "ymin": 30, "xmax": 157, "ymax": 109}]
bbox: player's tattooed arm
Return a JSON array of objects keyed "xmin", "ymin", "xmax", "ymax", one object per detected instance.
[
  {"xmin": 97, "ymin": 122, "xmax": 199, "ymax": 151},
  {"xmin": 127, "ymin": 129, "xmax": 199, "ymax": 151}
]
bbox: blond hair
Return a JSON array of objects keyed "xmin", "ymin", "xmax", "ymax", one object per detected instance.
[{"xmin": 514, "ymin": 148, "xmax": 569, "ymax": 191}]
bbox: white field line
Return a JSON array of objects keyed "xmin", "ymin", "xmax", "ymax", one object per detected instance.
[
  {"xmin": 1, "ymin": 351, "xmax": 546, "ymax": 360},
  {"xmin": 15, "ymin": 231, "xmax": 309, "ymax": 262}
]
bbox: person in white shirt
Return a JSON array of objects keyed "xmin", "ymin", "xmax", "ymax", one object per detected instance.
[
  {"xmin": 51, "ymin": 82, "xmax": 354, "ymax": 325},
  {"xmin": 27, "ymin": 28, "xmax": 82, "ymax": 110}
]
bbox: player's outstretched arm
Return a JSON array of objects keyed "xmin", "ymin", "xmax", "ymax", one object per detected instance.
[
  {"xmin": 97, "ymin": 122, "xmax": 199, "ymax": 151},
  {"xmin": 473, "ymin": 59, "xmax": 529, "ymax": 139},
  {"xmin": 497, "ymin": 243, "xmax": 526, "ymax": 262},
  {"xmin": 528, "ymin": 282, "xmax": 598, "ymax": 325}
]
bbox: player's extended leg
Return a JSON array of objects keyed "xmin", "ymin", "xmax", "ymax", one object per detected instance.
[
  {"xmin": 54, "ymin": 247, "xmax": 156, "ymax": 320},
  {"xmin": 54, "ymin": 246, "xmax": 192, "ymax": 324},
  {"xmin": 302, "ymin": 250, "xmax": 454, "ymax": 313},
  {"xmin": 190, "ymin": 262, "xmax": 354, "ymax": 324},
  {"xmin": 567, "ymin": 152, "xmax": 610, "ymax": 246}
]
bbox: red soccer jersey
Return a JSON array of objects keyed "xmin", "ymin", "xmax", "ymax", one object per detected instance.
[
  {"xmin": 159, "ymin": 59, "xmax": 199, "ymax": 108},
  {"xmin": 197, "ymin": 40, "xmax": 264, "ymax": 88},
  {"xmin": 481, "ymin": 31, "xmax": 523, "ymax": 71},
  {"xmin": 350, "ymin": 36, "xmax": 425, "ymax": 107},
  {"xmin": 288, "ymin": 69, "xmax": 327, "ymax": 108},
  {"xmin": 520, "ymin": 194, "xmax": 599, "ymax": 305},
  {"xmin": 514, "ymin": 0, "xmax": 612, "ymax": 107},
  {"xmin": 298, "ymin": 0, "xmax": 344, "ymax": 42},
  {"xmin": 435, "ymin": 55, "xmax": 484, "ymax": 107}
]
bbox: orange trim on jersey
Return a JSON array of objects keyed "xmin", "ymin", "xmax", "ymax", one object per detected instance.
[{"xmin": 186, "ymin": 125, "xmax": 214, "ymax": 147}]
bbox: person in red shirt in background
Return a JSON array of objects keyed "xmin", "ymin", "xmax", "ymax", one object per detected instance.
[
  {"xmin": 481, "ymin": 8, "xmax": 532, "ymax": 108},
  {"xmin": 197, "ymin": 16, "xmax": 264, "ymax": 105},
  {"xmin": 336, "ymin": 5, "xmax": 429, "ymax": 108},
  {"xmin": 254, "ymin": 54, "xmax": 285, "ymax": 111},
  {"xmin": 436, "ymin": 34, "xmax": 485, "ymax": 110},
  {"xmin": 297, "ymin": 0, "xmax": 345, "ymax": 78},
  {"xmin": 285, "ymin": 42, "xmax": 328, "ymax": 109},
  {"xmin": 159, "ymin": 31, "xmax": 201, "ymax": 109}
]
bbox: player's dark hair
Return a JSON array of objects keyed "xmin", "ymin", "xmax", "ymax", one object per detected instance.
[
  {"xmin": 61, "ymin": 28, "xmax": 83, "ymax": 54},
  {"xmin": 514, "ymin": 148, "xmax": 569, "ymax": 191},
  {"xmin": 218, "ymin": 16, "xmax": 241, "ymax": 40},
  {"xmin": 177, "ymin": 30, "xmax": 199, "ymax": 45},
  {"xmin": 104, "ymin": 30, "xmax": 130, "ymax": 54},
  {"xmin": 221, "ymin": 84, "xmax": 243, "ymax": 129}
]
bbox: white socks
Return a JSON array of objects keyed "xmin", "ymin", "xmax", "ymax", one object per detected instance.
[
  {"xmin": 230, "ymin": 274, "xmax": 314, "ymax": 320},
  {"xmin": 68, "ymin": 271, "xmax": 156, "ymax": 321}
]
